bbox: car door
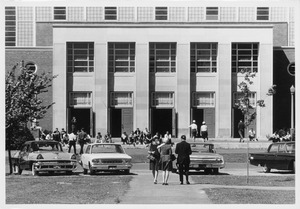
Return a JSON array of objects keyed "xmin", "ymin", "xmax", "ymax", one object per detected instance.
[
  {"xmin": 265, "ymin": 144, "xmax": 279, "ymax": 168},
  {"xmin": 275, "ymin": 144, "xmax": 291, "ymax": 170}
]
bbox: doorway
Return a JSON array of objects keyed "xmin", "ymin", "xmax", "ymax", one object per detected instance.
[
  {"xmin": 110, "ymin": 108, "xmax": 133, "ymax": 137},
  {"xmin": 233, "ymin": 108, "xmax": 244, "ymax": 138},
  {"xmin": 192, "ymin": 108, "xmax": 215, "ymax": 138},
  {"xmin": 151, "ymin": 108, "xmax": 173, "ymax": 136},
  {"xmin": 70, "ymin": 108, "xmax": 91, "ymax": 135}
]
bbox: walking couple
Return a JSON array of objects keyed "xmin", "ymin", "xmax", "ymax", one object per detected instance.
[{"xmin": 148, "ymin": 135, "xmax": 192, "ymax": 185}]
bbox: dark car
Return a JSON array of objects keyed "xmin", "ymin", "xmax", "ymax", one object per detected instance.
[
  {"xmin": 249, "ymin": 141, "xmax": 295, "ymax": 173},
  {"xmin": 11, "ymin": 140, "xmax": 77, "ymax": 176}
]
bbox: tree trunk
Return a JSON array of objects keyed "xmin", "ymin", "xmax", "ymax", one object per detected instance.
[{"xmin": 7, "ymin": 140, "xmax": 13, "ymax": 175}]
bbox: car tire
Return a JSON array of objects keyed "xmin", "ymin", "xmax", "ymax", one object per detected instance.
[
  {"xmin": 89, "ymin": 163, "xmax": 95, "ymax": 175},
  {"xmin": 13, "ymin": 164, "xmax": 22, "ymax": 175},
  {"xmin": 31, "ymin": 164, "xmax": 39, "ymax": 176},
  {"xmin": 124, "ymin": 169, "xmax": 130, "ymax": 175},
  {"xmin": 213, "ymin": 168, "xmax": 219, "ymax": 174},
  {"xmin": 204, "ymin": 169, "xmax": 210, "ymax": 175},
  {"xmin": 262, "ymin": 164, "xmax": 271, "ymax": 173},
  {"xmin": 66, "ymin": 171, "xmax": 73, "ymax": 175},
  {"xmin": 83, "ymin": 168, "xmax": 88, "ymax": 175}
]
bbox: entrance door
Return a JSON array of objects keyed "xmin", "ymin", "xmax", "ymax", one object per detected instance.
[
  {"xmin": 110, "ymin": 108, "xmax": 133, "ymax": 137},
  {"xmin": 233, "ymin": 108, "xmax": 244, "ymax": 138},
  {"xmin": 151, "ymin": 108, "xmax": 173, "ymax": 136},
  {"xmin": 70, "ymin": 108, "xmax": 91, "ymax": 135},
  {"xmin": 191, "ymin": 109, "xmax": 203, "ymax": 137}
]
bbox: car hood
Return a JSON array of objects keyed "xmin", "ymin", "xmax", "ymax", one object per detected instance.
[
  {"xmin": 82, "ymin": 153, "xmax": 132, "ymax": 159},
  {"xmin": 29, "ymin": 151, "xmax": 74, "ymax": 160},
  {"xmin": 190, "ymin": 153, "xmax": 223, "ymax": 159}
]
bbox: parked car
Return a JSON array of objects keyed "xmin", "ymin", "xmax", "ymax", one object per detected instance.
[
  {"xmin": 11, "ymin": 140, "xmax": 77, "ymax": 176},
  {"xmin": 79, "ymin": 143, "xmax": 132, "ymax": 175},
  {"xmin": 173, "ymin": 142, "xmax": 225, "ymax": 174},
  {"xmin": 249, "ymin": 141, "xmax": 295, "ymax": 173}
]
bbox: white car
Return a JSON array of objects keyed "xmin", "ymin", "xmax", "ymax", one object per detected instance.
[{"xmin": 80, "ymin": 143, "xmax": 132, "ymax": 175}]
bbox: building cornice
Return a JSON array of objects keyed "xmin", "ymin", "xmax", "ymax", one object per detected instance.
[
  {"xmin": 5, "ymin": 46, "xmax": 53, "ymax": 51},
  {"xmin": 52, "ymin": 23, "xmax": 275, "ymax": 29}
]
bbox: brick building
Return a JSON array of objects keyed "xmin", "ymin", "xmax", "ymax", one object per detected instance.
[{"xmin": 4, "ymin": 0, "xmax": 296, "ymax": 138}]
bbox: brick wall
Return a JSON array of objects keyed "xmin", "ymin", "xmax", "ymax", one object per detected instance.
[{"xmin": 5, "ymin": 49, "xmax": 54, "ymax": 132}]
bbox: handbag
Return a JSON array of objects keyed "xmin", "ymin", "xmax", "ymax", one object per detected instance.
[
  {"xmin": 171, "ymin": 154, "xmax": 176, "ymax": 161},
  {"xmin": 147, "ymin": 154, "xmax": 155, "ymax": 161}
]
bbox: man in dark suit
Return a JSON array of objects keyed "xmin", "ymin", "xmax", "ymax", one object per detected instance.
[{"xmin": 175, "ymin": 135, "xmax": 192, "ymax": 185}]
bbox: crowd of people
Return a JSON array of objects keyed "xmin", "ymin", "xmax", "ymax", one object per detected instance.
[{"xmin": 268, "ymin": 129, "xmax": 293, "ymax": 142}]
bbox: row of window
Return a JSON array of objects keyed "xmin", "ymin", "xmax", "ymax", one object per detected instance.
[
  {"xmin": 70, "ymin": 91, "xmax": 256, "ymax": 108},
  {"xmin": 67, "ymin": 42, "xmax": 259, "ymax": 73},
  {"xmin": 54, "ymin": 6, "xmax": 270, "ymax": 21}
]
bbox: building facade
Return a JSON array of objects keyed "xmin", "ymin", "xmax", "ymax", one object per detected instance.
[{"xmin": 5, "ymin": 0, "xmax": 296, "ymax": 138}]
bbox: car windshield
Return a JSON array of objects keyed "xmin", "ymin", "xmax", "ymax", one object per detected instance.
[
  {"xmin": 91, "ymin": 144, "xmax": 125, "ymax": 154},
  {"xmin": 31, "ymin": 142, "xmax": 62, "ymax": 152},
  {"xmin": 191, "ymin": 144, "xmax": 214, "ymax": 153}
]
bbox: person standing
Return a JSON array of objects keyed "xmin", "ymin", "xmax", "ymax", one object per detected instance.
[
  {"xmin": 148, "ymin": 138, "xmax": 160, "ymax": 184},
  {"xmin": 78, "ymin": 128, "xmax": 87, "ymax": 154},
  {"xmin": 52, "ymin": 128, "xmax": 61, "ymax": 143},
  {"xmin": 158, "ymin": 138, "xmax": 173, "ymax": 185},
  {"xmin": 189, "ymin": 120, "xmax": 198, "ymax": 143},
  {"xmin": 238, "ymin": 120, "xmax": 245, "ymax": 142},
  {"xmin": 105, "ymin": 131, "xmax": 112, "ymax": 143},
  {"xmin": 71, "ymin": 117, "xmax": 77, "ymax": 133},
  {"xmin": 68, "ymin": 132, "xmax": 77, "ymax": 154},
  {"xmin": 200, "ymin": 121, "xmax": 208, "ymax": 142},
  {"xmin": 175, "ymin": 135, "xmax": 192, "ymax": 185}
]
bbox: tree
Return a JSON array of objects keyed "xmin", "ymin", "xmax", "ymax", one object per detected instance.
[
  {"xmin": 5, "ymin": 61, "xmax": 57, "ymax": 174},
  {"xmin": 234, "ymin": 68, "xmax": 276, "ymax": 183},
  {"xmin": 235, "ymin": 69, "xmax": 276, "ymax": 127}
]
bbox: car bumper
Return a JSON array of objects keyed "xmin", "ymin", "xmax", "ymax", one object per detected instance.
[
  {"xmin": 189, "ymin": 163, "xmax": 225, "ymax": 169},
  {"xmin": 90, "ymin": 164, "xmax": 132, "ymax": 171},
  {"xmin": 33, "ymin": 161, "xmax": 77, "ymax": 171}
]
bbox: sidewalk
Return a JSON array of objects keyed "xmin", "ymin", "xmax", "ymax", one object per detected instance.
[{"xmin": 120, "ymin": 169, "xmax": 212, "ymax": 204}]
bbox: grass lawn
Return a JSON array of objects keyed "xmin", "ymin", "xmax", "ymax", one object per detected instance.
[
  {"xmin": 192, "ymin": 175, "xmax": 295, "ymax": 204},
  {"xmin": 191, "ymin": 175, "xmax": 295, "ymax": 187},
  {"xmin": 204, "ymin": 188, "xmax": 295, "ymax": 204},
  {"xmin": 6, "ymin": 175, "xmax": 132, "ymax": 204}
]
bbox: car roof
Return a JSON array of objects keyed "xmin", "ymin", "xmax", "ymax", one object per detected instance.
[
  {"xmin": 24, "ymin": 140, "xmax": 59, "ymax": 145},
  {"xmin": 189, "ymin": 142, "xmax": 214, "ymax": 146}
]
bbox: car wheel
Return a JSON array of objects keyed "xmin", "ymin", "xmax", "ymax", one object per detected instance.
[
  {"xmin": 13, "ymin": 164, "xmax": 22, "ymax": 175},
  {"xmin": 124, "ymin": 169, "xmax": 130, "ymax": 175},
  {"xmin": 89, "ymin": 163, "xmax": 95, "ymax": 175},
  {"xmin": 292, "ymin": 161, "xmax": 295, "ymax": 174},
  {"xmin": 204, "ymin": 169, "xmax": 210, "ymax": 175},
  {"xmin": 213, "ymin": 168, "xmax": 219, "ymax": 174},
  {"xmin": 66, "ymin": 171, "xmax": 73, "ymax": 175},
  {"xmin": 48, "ymin": 171, "xmax": 55, "ymax": 175},
  {"xmin": 262, "ymin": 164, "xmax": 271, "ymax": 173},
  {"xmin": 83, "ymin": 168, "xmax": 88, "ymax": 175},
  {"xmin": 31, "ymin": 164, "xmax": 39, "ymax": 176}
]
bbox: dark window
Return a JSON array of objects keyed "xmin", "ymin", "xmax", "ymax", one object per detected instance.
[
  {"xmin": 67, "ymin": 42, "xmax": 94, "ymax": 73},
  {"xmin": 105, "ymin": 7, "xmax": 117, "ymax": 20},
  {"xmin": 5, "ymin": 7, "xmax": 16, "ymax": 46},
  {"xmin": 257, "ymin": 7, "xmax": 269, "ymax": 20},
  {"xmin": 155, "ymin": 7, "xmax": 168, "ymax": 20},
  {"xmin": 54, "ymin": 7, "xmax": 66, "ymax": 20},
  {"xmin": 191, "ymin": 43, "xmax": 217, "ymax": 73},
  {"xmin": 206, "ymin": 7, "xmax": 218, "ymax": 20},
  {"xmin": 149, "ymin": 43, "xmax": 176, "ymax": 73},
  {"xmin": 232, "ymin": 43, "xmax": 259, "ymax": 73},
  {"xmin": 108, "ymin": 43, "xmax": 135, "ymax": 72}
]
